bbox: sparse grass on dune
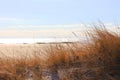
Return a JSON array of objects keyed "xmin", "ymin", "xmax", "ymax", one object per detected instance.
[{"xmin": 0, "ymin": 24, "xmax": 119, "ymax": 80}]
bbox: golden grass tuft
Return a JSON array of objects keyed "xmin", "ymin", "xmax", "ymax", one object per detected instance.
[
  {"xmin": 44, "ymin": 24, "xmax": 120, "ymax": 80},
  {"xmin": 44, "ymin": 43, "xmax": 84, "ymax": 69},
  {"xmin": 86, "ymin": 26, "xmax": 120, "ymax": 67},
  {"xmin": 0, "ymin": 54, "xmax": 43, "ymax": 80}
]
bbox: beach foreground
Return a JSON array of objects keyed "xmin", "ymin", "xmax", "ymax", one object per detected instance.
[{"xmin": 0, "ymin": 27, "xmax": 120, "ymax": 80}]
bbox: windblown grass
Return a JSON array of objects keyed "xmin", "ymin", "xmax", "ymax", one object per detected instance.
[
  {"xmin": 86, "ymin": 27, "xmax": 120, "ymax": 67},
  {"xmin": 61, "ymin": 25, "xmax": 120, "ymax": 80},
  {"xmin": 0, "ymin": 53, "xmax": 43, "ymax": 80},
  {"xmin": 44, "ymin": 25, "xmax": 120, "ymax": 80},
  {"xmin": 44, "ymin": 43, "xmax": 83, "ymax": 69},
  {"xmin": 0, "ymin": 24, "xmax": 119, "ymax": 80}
]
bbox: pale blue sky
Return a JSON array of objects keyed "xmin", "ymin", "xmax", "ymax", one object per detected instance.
[
  {"xmin": 0, "ymin": 0, "xmax": 119, "ymax": 38},
  {"xmin": 0, "ymin": 0, "xmax": 120, "ymax": 26}
]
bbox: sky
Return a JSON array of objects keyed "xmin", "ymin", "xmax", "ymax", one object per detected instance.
[{"xmin": 0, "ymin": 0, "xmax": 120, "ymax": 38}]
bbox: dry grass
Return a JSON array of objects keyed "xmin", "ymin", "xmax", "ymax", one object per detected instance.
[
  {"xmin": 43, "ymin": 25, "xmax": 120, "ymax": 80},
  {"xmin": 44, "ymin": 43, "xmax": 84, "ymax": 69},
  {"xmin": 0, "ymin": 54, "xmax": 43, "ymax": 80},
  {"xmin": 60, "ymin": 25, "xmax": 120, "ymax": 80},
  {"xmin": 0, "ymin": 24, "xmax": 119, "ymax": 80}
]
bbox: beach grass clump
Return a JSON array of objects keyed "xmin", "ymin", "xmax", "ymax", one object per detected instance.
[
  {"xmin": 44, "ymin": 43, "xmax": 84, "ymax": 69},
  {"xmin": 0, "ymin": 54, "xmax": 43, "ymax": 80},
  {"xmin": 44, "ymin": 24, "xmax": 120, "ymax": 80},
  {"xmin": 86, "ymin": 26, "xmax": 120, "ymax": 67},
  {"xmin": 81, "ymin": 25, "xmax": 120, "ymax": 80}
]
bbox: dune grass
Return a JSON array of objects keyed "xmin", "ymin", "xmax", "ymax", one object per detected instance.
[
  {"xmin": 0, "ymin": 53, "xmax": 43, "ymax": 80},
  {"xmin": 0, "ymin": 24, "xmax": 119, "ymax": 80},
  {"xmin": 43, "ymin": 26, "xmax": 120, "ymax": 80}
]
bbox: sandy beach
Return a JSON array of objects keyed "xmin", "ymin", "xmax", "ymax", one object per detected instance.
[
  {"xmin": 0, "ymin": 43, "xmax": 48, "ymax": 58},
  {"xmin": 0, "ymin": 43, "xmax": 77, "ymax": 58}
]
